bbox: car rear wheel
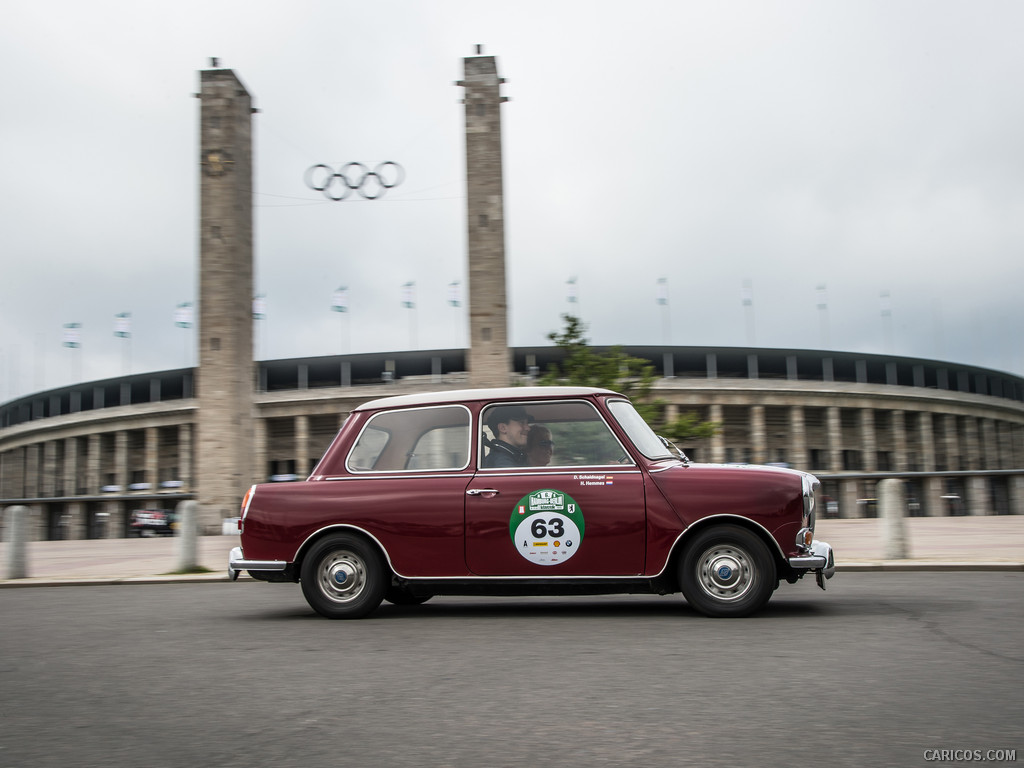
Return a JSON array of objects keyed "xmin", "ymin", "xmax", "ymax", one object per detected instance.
[
  {"xmin": 300, "ymin": 534, "xmax": 387, "ymax": 619},
  {"xmin": 679, "ymin": 525, "xmax": 776, "ymax": 618}
]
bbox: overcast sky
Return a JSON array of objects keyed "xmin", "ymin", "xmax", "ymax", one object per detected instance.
[{"xmin": 3, "ymin": 0, "xmax": 1023, "ymax": 402}]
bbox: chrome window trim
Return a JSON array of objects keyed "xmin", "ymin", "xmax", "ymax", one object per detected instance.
[
  {"xmin": 321, "ymin": 472, "xmax": 476, "ymax": 482},
  {"xmin": 477, "ymin": 398, "xmax": 635, "ymax": 471},
  {"xmin": 471, "ymin": 468, "xmax": 643, "ymax": 478}
]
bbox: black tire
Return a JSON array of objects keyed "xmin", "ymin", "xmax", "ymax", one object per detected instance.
[
  {"xmin": 678, "ymin": 524, "xmax": 777, "ymax": 618},
  {"xmin": 300, "ymin": 534, "xmax": 387, "ymax": 619},
  {"xmin": 384, "ymin": 587, "xmax": 433, "ymax": 606}
]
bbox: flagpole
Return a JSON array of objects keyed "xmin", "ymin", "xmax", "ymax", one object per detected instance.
[
  {"xmin": 252, "ymin": 294, "xmax": 267, "ymax": 360},
  {"xmin": 401, "ymin": 282, "xmax": 417, "ymax": 350},
  {"xmin": 742, "ymin": 279, "xmax": 755, "ymax": 346},
  {"xmin": 63, "ymin": 322, "xmax": 82, "ymax": 384},
  {"xmin": 657, "ymin": 278, "xmax": 670, "ymax": 345},
  {"xmin": 175, "ymin": 302, "xmax": 194, "ymax": 368},
  {"xmin": 566, "ymin": 276, "xmax": 579, "ymax": 318},
  {"xmin": 331, "ymin": 287, "xmax": 349, "ymax": 354},
  {"xmin": 114, "ymin": 312, "xmax": 132, "ymax": 375},
  {"xmin": 448, "ymin": 281, "xmax": 461, "ymax": 349}
]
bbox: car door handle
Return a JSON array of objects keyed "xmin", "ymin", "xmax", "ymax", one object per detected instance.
[{"xmin": 466, "ymin": 488, "xmax": 499, "ymax": 498}]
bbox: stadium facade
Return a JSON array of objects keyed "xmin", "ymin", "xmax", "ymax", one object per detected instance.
[{"xmin": 1, "ymin": 344, "xmax": 1022, "ymax": 540}]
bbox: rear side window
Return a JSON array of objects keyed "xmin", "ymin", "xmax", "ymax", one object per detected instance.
[{"xmin": 346, "ymin": 405, "xmax": 471, "ymax": 472}]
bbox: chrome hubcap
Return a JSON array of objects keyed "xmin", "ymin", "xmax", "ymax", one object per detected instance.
[
  {"xmin": 697, "ymin": 545, "xmax": 754, "ymax": 601},
  {"xmin": 317, "ymin": 551, "xmax": 366, "ymax": 604}
]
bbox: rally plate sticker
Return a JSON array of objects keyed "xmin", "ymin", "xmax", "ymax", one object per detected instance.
[{"xmin": 510, "ymin": 489, "xmax": 585, "ymax": 566}]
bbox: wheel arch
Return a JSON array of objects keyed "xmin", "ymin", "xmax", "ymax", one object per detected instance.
[
  {"xmin": 293, "ymin": 524, "xmax": 396, "ymax": 581},
  {"xmin": 662, "ymin": 514, "xmax": 786, "ymax": 590}
]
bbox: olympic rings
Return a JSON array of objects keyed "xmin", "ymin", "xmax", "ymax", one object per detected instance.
[{"xmin": 304, "ymin": 161, "xmax": 405, "ymax": 201}]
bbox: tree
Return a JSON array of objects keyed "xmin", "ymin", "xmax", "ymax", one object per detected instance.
[{"xmin": 539, "ymin": 314, "xmax": 719, "ymax": 445}]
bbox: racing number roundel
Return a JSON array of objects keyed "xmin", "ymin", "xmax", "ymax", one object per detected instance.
[{"xmin": 510, "ymin": 489, "xmax": 585, "ymax": 566}]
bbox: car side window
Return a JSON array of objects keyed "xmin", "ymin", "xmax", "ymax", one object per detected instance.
[
  {"xmin": 346, "ymin": 405, "xmax": 470, "ymax": 473},
  {"xmin": 407, "ymin": 425, "xmax": 469, "ymax": 470},
  {"xmin": 480, "ymin": 399, "xmax": 632, "ymax": 469},
  {"xmin": 347, "ymin": 425, "xmax": 390, "ymax": 471}
]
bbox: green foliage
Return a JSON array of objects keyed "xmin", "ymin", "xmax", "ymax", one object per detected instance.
[
  {"xmin": 539, "ymin": 314, "xmax": 656, "ymax": 397},
  {"xmin": 540, "ymin": 314, "xmax": 719, "ymax": 443},
  {"xmin": 661, "ymin": 410, "xmax": 720, "ymax": 444}
]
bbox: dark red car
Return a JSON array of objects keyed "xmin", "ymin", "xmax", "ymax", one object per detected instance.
[{"xmin": 229, "ymin": 387, "xmax": 834, "ymax": 618}]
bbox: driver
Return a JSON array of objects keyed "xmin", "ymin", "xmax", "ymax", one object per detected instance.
[{"xmin": 483, "ymin": 405, "xmax": 532, "ymax": 468}]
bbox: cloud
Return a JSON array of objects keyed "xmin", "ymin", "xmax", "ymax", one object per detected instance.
[{"xmin": 2, "ymin": 0, "xmax": 1023, "ymax": 403}]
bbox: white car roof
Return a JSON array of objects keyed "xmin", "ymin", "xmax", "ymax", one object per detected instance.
[{"xmin": 354, "ymin": 386, "xmax": 622, "ymax": 412}]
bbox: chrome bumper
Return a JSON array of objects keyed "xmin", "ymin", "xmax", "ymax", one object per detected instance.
[
  {"xmin": 228, "ymin": 546, "xmax": 288, "ymax": 581},
  {"xmin": 787, "ymin": 540, "xmax": 835, "ymax": 590}
]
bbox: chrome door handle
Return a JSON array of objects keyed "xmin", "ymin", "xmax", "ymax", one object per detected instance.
[{"xmin": 466, "ymin": 488, "xmax": 499, "ymax": 497}]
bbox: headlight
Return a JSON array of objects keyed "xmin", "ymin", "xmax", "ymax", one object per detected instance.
[{"xmin": 801, "ymin": 474, "xmax": 819, "ymax": 530}]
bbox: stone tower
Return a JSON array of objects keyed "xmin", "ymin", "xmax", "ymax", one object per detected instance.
[
  {"xmin": 195, "ymin": 65, "xmax": 255, "ymax": 532},
  {"xmin": 458, "ymin": 47, "xmax": 510, "ymax": 388}
]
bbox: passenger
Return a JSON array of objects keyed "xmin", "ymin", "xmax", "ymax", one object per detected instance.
[
  {"xmin": 526, "ymin": 424, "xmax": 554, "ymax": 466},
  {"xmin": 483, "ymin": 405, "xmax": 531, "ymax": 468}
]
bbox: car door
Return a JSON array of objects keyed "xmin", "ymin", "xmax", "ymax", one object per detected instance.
[{"xmin": 465, "ymin": 399, "xmax": 647, "ymax": 576}]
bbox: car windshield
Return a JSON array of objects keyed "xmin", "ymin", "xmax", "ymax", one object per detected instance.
[{"xmin": 607, "ymin": 399, "xmax": 675, "ymax": 460}]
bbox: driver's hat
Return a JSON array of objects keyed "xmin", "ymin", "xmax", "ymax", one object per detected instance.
[{"xmin": 486, "ymin": 405, "xmax": 532, "ymax": 432}]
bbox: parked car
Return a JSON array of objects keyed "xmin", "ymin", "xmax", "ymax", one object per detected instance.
[
  {"xmin": 129, "ymin": 509, "xmax": 176, "ymax": 537},
  {"xmin": 229, "ymin": 387, "xmax": 834, "ymax": 618}
]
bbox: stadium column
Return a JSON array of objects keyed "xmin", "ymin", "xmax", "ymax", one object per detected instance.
[
  {"xmin": 891, "ymin": 410, "xmax": 907, "ymax": 472},
  {"xmin": 1012, "ymin": 475, "xmax": 1024, "ymax": 516},
  {"xmin": 963, "ymin": 417, "xmax": 988, "ymax": 515},
  {"xmin": 918, "ymin": 412, "xmax": 944, "ymax": 516},
  {"xmin": 749, "ymin": 406, "xmax": 766, "ymax": 464},
  {"xmin": 788, "ymin": 405, "xmax": 807, "ymax": 470},
  {"xmin": 145, "ymin": 427, "xmax": 158, "ymax": 498},
  {"xmin": 196, "ymin": 65, "xmax": 255, "ymax": 533},
  {"xmin": 113, "ymin": 431, "xmax": 128, "ymax": 536},
  {"xmin": 859, "ymin": 409, "xmax": 877, "ymax": 473},
  {"xmin": 296, "ymin": 415, "xmax": 309, "ymax": 479},
  {"xmin": 826, "ymin": 406, "xmax": 842, "ymax": 473},
  {"xmin": 63, "ymin": 437, "xmax": 84, "ymax": 540},
  {"xmin": 458, "ymin": 48, "xmax": 511, "ymax": 387},
  {"xmin": 709, "ymin": 404, "xmax": 725, "ymax": 463},
  {"xmin": 87, "ymin": 434, "xmax": 101, "ymax": 497},
  {"xmin": 178, "ymin": 423, "xmax": 193, "ymax": 494},
  {"xmin": 41, "ymin": 441, "xmax": 56, "ymax": 498},
  {"xmin": 1015, "ymin": 425, "xmax": 1024, "ymax": 515}
]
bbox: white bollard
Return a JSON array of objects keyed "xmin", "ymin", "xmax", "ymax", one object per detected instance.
[
  {"xmin": 176, "ymin": 500, "xmax": 199, "ymax": 572},
  {"xmin": 6, "ymin": 505, "xmax": 30, "ymax": 579},
  {"xmin": 879, "ymin": 478, "xmax": 910, "ymax": 560}
]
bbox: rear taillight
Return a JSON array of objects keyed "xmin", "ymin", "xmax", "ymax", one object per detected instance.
[
  {"xmin": 238, "ymin": 485, "xmax": 257, "ymax": 534},
  {"xmin": 240, "ymin": 485, "xmax": 255, "ymax": 515}
]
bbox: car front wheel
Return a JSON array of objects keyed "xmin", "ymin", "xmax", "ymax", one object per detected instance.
[
  {"xmin": 300, "ymin": 534, "xmax": 387, "ymax": 619},
  {"xmin": 679, "ymin": 525, "xmax": 776, "ymax": 618}
]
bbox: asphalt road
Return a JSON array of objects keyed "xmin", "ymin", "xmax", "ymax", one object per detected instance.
[{"xmin": 1, "ymin": 574, "xmax": 1021, "ymax": 768}]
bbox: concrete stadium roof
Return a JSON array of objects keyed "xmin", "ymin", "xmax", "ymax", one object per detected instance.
[{"xmin": 2, "ymin": 345, "xmax": 1022, "ymax": 430}]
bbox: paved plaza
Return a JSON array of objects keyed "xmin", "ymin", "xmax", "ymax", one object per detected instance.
[{"xmin": 1, "ymin": 515, "xmax": 1021, "ymax": 586}]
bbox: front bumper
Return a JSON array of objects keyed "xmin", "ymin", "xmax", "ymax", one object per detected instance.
[
  {"xmin": 787, "ymin": 540, "xmax": 835, "ymax": 590},
  {"xmin": 227, "ymin": 546, "xmax": 288, "ymax": 581}
]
